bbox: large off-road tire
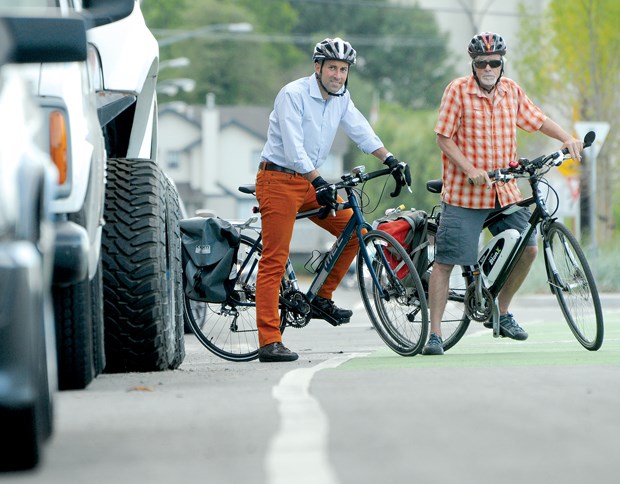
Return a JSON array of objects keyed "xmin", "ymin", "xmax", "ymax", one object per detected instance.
[
  {"xmin": 164, "ymin": 176, "xmax": 185, "ymax": 368},
  {"xmin": 102, "ymin": 158, "xmax": 184, "ymax": 372},
  {"xmin": 91, "ymin": 259, "xmax": 106, "ymax": 375}
]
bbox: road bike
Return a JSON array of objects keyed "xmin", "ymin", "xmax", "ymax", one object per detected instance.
[
  {"xmin": 407, "ymin": 131, "xmax": 603, "ymax": 352},
  {"xmin": 184, "ymin": 164, "xmax": 429, "ymax": 361}
]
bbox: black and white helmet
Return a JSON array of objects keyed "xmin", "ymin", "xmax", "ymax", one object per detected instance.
[{"xmin": 313, "ymin": 37, "xmax": 357, "ymax": 65}]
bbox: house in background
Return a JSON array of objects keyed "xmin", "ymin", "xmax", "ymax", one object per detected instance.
[{"xmin": 158, "ymin": 95, "xmax": 350, "ymax": 257}]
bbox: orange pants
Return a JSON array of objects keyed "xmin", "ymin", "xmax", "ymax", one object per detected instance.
[{"xmin": 255, "ymin": 168, "xmax": 359, "ymax": 347}]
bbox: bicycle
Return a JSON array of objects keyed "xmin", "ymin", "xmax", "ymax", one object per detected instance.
[
  {"xmin": 406, "ymin": 131, "xmax": 603, "ymax": 352},
  {"xmin": 183, "ymin": 164, "xmax": 429, "ymax": 361}
]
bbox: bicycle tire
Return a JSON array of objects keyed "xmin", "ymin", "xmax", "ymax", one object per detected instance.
[
  {"xmin": 357, "ymin": 231, "xmax": 429, "ymax": 356},
  {"xmin": 425, "ymin": 223, "xmax": 471, "ymax": 351},
  {"xmin": 544, "ymin": 221, "xmax": 604, "ymax": 350},
  {"xmin": 184, "ymin": 233, "xmax": 286, "ymax": 361}
]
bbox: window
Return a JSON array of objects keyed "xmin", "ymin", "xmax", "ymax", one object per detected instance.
[{"xmin": 167, "ymin": 150, "xmax": 180, "ymax": 169}]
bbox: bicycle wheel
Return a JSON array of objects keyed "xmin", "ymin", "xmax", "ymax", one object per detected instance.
[
  {"xmin": 184, "ymin": 234, "xmax": 285, "ymax": 361},
  {"xmin": 357, "ymin": 231, "xmax": 429, "ymax": 356},
  {"xmin": 544, "ymin": 221, "xmax": 604, "ymax": 350},
  {"xmin": 424, "ymin": 223, "xmax": 471, "ymax": 351}
]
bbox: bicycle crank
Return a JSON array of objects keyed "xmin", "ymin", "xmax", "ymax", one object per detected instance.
[
  {"xmin": 280, "ymin": 289, "xmax": 311, "ymax": 328},
  {"xmin": 463, "ymin": 283, "xmax": 494, "ymax": 322}
]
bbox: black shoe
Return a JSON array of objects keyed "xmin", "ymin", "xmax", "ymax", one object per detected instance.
[
  {"xmin": 421, "ymin": 333, "xmax": 444, "ymax": 355},
  {"xmin": 311, "ymin": 296, "xmax": 352, "ymax": 324},
  {"xmin": 484, "ymin": 312, "xmax": 528, "ymax": 341},
  {"xmin": 258, "ymin": 342, "xmax": 299, "ymax": 362}
]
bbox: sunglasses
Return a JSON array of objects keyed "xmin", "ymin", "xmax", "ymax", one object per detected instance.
[{"xmin": 473, "ymin": 59, "xmax": 502, "ymax": 69}]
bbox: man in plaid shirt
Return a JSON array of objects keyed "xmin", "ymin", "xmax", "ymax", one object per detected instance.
[{"xmin": 423, "ymin": 32, "xmax": 583, "ymax": 355}]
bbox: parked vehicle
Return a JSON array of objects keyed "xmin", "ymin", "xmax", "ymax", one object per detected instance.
[
  {"xmin": 5, "ymin": 0, "xmax": 184, "ymax": 392},
  {"xmin": 85, "ymin": 0, "xmax": 185, "ymax": 374},
  {"xmin": 0, "ymin": 14, "xmax": 87, "ymax": 471}
]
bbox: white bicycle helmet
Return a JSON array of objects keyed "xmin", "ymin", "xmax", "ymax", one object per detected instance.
[{"xmin": 313, "ymin": 37, "xmax": 357, "ymax": 65}]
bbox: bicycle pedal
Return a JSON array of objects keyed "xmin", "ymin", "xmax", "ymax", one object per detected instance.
[{"xmin": 311, "ymin": 307, "xmax": 350, "ymax": 326}]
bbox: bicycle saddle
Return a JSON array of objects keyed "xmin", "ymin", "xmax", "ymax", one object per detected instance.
[{"xmin": 238, "ymin": 185, "xmax": 256, "ymax": 195}]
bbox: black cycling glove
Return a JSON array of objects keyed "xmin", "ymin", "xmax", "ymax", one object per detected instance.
[
  {"xmin": 384, "ymin": 155, "xmax": 412, "ymax": 197},
  {"xmin": 312, "ymin": 176, "xmax": 337, "ymax": 219},
  {"xmin": 312, "ymin": 176, "xmax": 337, "ymax": 207},
  {"xmin": 384, "ymin": 155, "xmax": 406, "ymax": 187}
]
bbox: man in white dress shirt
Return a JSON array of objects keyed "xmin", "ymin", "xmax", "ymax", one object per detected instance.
[{"xmin": 255, "ymin": 37, "xmax": 407, "ymax": 362}]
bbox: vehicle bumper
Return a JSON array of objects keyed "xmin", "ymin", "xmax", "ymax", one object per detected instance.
[
  {"xmin": 52, "ymin": 220, "xmax": 89, "ymax": 285},
  {"xmin": 0, "ymin": 242, "xmax": 44, "ymax": 408}
]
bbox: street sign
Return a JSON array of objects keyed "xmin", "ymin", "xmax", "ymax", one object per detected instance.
[
  {"xmin": 574, "ymin": 121, "xmax": 610, "ymax": 158},
  {"xmin": 557, "ymin": 157, "xmax": 580, "ymax": 177},
  {"xmin": 574, "ymin": 121, "xmax": 609, "ymax": 253}
]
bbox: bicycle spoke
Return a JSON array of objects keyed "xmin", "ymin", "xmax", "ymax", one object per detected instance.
[
  {"xmin": 185, "ymin": 234, "xmax": 270, "ymax": 361},
  {"xmin": 357, "ymin": 231, "xmax": 428, "ymax": 356},
  {"xmin": 546, "ymin": 222, "xmax": 603, "ymax": 350}
]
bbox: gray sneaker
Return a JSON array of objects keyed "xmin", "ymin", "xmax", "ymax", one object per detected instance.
[
  {"xmin": 422, "ymin": 333, "xmax": 444, "ymax": 355},
  {"xmin": 495, "ymin": 312, "xmax": 528, "ymax": 340}
]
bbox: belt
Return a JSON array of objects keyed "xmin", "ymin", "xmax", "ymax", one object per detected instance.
[{"xmin": 259, "ymin": 161, "xmax": 298, "ymax": 176}]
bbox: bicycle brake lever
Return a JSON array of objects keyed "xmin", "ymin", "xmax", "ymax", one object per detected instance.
[{"xmin": 551, "ymin": 150, "xmax": 566, "ymax": 166}]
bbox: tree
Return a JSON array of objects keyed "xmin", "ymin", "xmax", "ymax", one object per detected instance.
[
  {"xmin": 346, "ymin": 104, "xmax": 443, "ymax": 220},
  {"xmin": 141, "ymin": 0, "xmax": 188, "ymax": 29},
  {"xmin": 148, "ymin": 0, "xmax": 304, "ymax": 106},
  {"xmin": 515, "ymin": 0, "xmax": 620, "ymax": 244},
  {"xmin": 290, "ymin": 0, "xmax": 456, "ymax": 109}
]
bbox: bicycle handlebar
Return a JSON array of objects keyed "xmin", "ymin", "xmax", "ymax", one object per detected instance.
[
  {"xmin": 471, "ymin": 131, "xmax": 596, "ymax": 184},
  {"xmin": 317, "ymin": 162, "xmax": 412, "ymax": 218},
  {"xmin": 334, "ymin": 161, "xmax": 411, "ymax": 195}
]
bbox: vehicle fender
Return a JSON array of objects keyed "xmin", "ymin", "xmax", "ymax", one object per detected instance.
[{"xmin": 86, "ymin": 1, "xmax": 158, "ymax": 94}]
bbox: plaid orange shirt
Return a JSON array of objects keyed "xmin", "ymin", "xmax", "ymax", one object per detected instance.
[{"xmin": 434, "ymin": 75, "xmax": 546, "ymax": 209}]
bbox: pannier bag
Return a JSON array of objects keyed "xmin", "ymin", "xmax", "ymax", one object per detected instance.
[
  {"xmin": 374, "ymin": 208, "xmax": 429, "ymax": 283},
  {"xmin": 180, "ymin": 216, "xmax": 241, "ymax": 303}
]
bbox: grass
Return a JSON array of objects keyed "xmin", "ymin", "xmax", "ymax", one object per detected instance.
[
  {"xmin": 339, "ymin": 308, "xmax": 620, "ymax": 370},
  {"xmin": 518, "ymin": 239, "xmax": 619, "ymax": 294}
]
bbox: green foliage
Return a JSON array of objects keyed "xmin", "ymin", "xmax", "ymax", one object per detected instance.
[
  {"xmin": 348, "ymin": 103, "xmax": 442, "ymax": 220},
  {"xmin": 523, "ymin": 241, "xmax": 620, "ymax": 294},
  {"xmin": 141, "ymin": 0, "xmax": 188, "ymax": 29},
  {"xmin": 154, "ymin": 0, "xmax": 300, "ymax": 105},
  {"xmin": 234, "ymin": 0, "xmax": 302, "ymax": 71},
  {"xmin": 291, "ymin": 0, "xmax": 456, "ymax": 109},
  {"xmin": 515, "ymin": 0, "xmax": 620, "ymax": 243},
  {"xmin": 145, "ymin": 0, "xmax": 455, "ymax": 109}
]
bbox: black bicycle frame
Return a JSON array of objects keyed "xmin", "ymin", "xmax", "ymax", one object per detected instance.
[
  {"xmin": 236, "ymin": 169, "xmax": 400, "ymax": 311},
  {"xmin": 475, "ymin": 172, "xmax": 550, "ymax": 297},
  {"xmin": 296, "ymin": 187, "xmax": 383, "ymax": 301}
]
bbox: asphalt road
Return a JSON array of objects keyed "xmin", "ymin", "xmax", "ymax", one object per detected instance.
[{"xmin": 4, "ymin": 289, "xmax": 620, "ymax": 484}]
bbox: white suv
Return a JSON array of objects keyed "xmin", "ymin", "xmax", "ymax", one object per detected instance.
[
  {"xmin": 0, "ymin": 13, "xmax": 87, "ymax": 471},
  {"xmin": 6, "ymin": 0, "xmax": 184, "ymax": 392},
  {"xmin": 86, "ymin": 0, "xmax": 185, "ymax": 375}
]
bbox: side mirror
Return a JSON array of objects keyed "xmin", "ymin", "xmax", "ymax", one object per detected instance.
[
  {"xmin": 0, "ymin": 16, "xmax": 87, "ymax": 64},
  {"xmin": 82, "ymin": 0, "xmax": 135, "ymax": 27}
]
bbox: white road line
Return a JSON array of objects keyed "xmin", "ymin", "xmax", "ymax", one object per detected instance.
[{"xmin": 265, "ymin": 353, "xmax": 365, "ymax": 484}]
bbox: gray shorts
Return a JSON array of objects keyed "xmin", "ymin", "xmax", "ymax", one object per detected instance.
[{"xmin": 435, "ymin": 202, "xmax": 537, "ymax": 266}]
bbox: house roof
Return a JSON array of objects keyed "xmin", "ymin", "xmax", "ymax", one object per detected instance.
[{"xmin": 219, "ymin": 106, "xmax": 271, "ymax": 141}]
